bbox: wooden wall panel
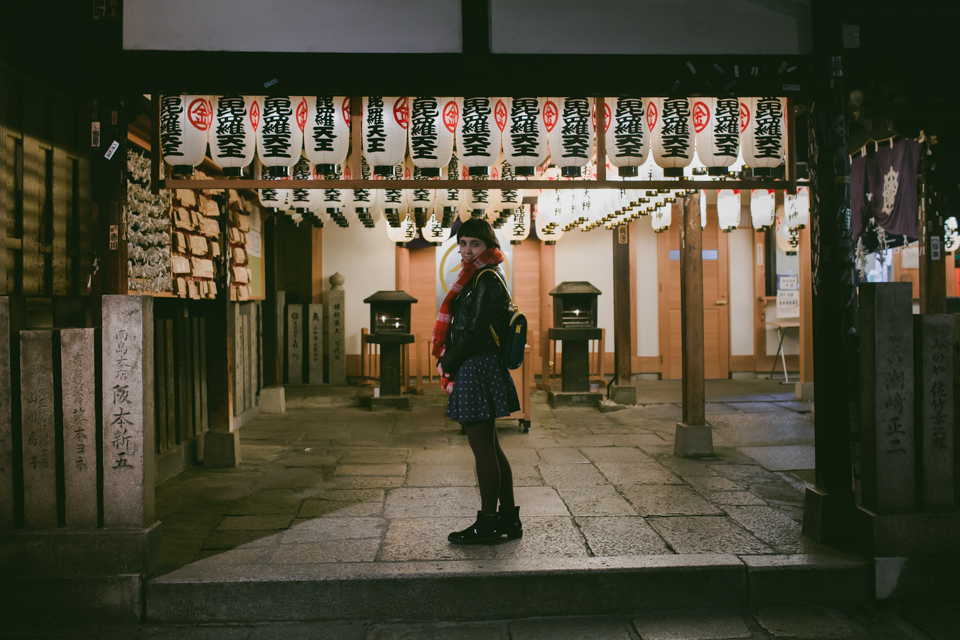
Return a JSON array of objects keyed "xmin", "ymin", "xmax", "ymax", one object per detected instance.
[
  {"xmin": 512, "ymin": 239, "xmax": 541, "ymax": 354},
  {"xmin": 407, "ymin": 246, "xmax": 437, "ymax": 343},
  {"xmin": 52, "ymin": 147, "xmax": 69, "ymax": 295}
]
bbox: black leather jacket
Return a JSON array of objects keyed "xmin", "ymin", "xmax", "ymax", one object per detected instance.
[{"xmin": 441, "ymin": 264, "xmax": 511, "ymax": 377}]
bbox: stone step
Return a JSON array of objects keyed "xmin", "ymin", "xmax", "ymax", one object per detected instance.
[{"xmin": 146, "ymin": 554, "xmax": 869, "ymax": 624}]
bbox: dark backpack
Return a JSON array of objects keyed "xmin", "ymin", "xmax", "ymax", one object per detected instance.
[{"xmin": 478, "ymin": 268, "xmax": 527, "ymax": 370}]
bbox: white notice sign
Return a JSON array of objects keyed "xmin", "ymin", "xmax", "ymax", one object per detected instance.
[
  {"xmin": 778, "ymin": 275, "xmax": 799, "ymax": 291},
  {"xmin": 901, "ymin": 245, "xmax": 919, "ymax": 269},
  {"xmin": 777, "ymin": 290, "xmax": 800, "ymax": 319},
  {"xmin": 247, "ymin": 230, "xmax": 262, "ymax": 258}
]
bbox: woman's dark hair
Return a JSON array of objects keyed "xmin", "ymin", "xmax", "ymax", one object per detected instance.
[{"xmin": 456, "ymin": 218, "xmax": 500, "ymax": 250}]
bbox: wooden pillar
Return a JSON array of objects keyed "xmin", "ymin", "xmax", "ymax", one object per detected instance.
[
  {"xmin": 90, "ymin": 94, "xmax": 128, "ymax": 310},
  {"xmin": 945, "ymin": 251, "xmax": 954, "ymax": 299},
  {"xmin": 798, "ymin": 224, "xmax": 815, "ymax": 396},
  {"xmin": 539, "ymin": 242, "xmax": 555, "ymax": 375},
  {"xmin": 610, "ymin": 224, "xmax": 636, "ymax": 404},
  {"xmin": 396, "ymin": 244, "xmax": 410, "ymax": 291},
  {"xmin": 204, "ymin": 196, "xmax": 239, "ymax": 466},
  {"xmin": 311, "ymin": 226, "xmax": 323, "ymax": 303},
  {"xmin": 920, "ymin": 153, "xmax": 946, "ymax": 314},
  {"xmin": 674, "ymin": 193, "xmax": 712, "ymax": 456}
]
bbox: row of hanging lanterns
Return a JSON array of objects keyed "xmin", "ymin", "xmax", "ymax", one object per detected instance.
[{"xmin": 159, "ymin": 95, "xmax": 787, "ymax": 180}]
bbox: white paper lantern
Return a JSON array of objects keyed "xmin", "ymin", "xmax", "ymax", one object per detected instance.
[
  {"xmin": 362, "ymin": 96, "xmax": 408, "ymax": 176},
  {"xmin": 693, "ymin": 97, "xmax": 740, "ymax": 176},
  {"xmin": 386, "ymin": 214, "xmax": 418, "ymax": 244},
  {"xmin": 503, "ymin": 97, "xmax": 548, "ymax": 177},
  {"xmin": 605, "ymin": 97, "xmax": 649, "ymax": 178},
  {"xmin": 505, "ymin": 206, "xmax": 531, "ymax": 244},
  {"xmin": 699, "ymin": 190, "xmax": 708, "ymax": 229},
  {"xmin": 304, "ymin": 96, "xmax": 350, "ymax": 177},
  {"xmin": 776, "ymin": 206, "xmax": 801, "ymax": 253},
  {"xmin": 408, "ymin": 97, "xmax": 457, "ymax": 177},
  {"xmin": 651, "ymin": 203, "xmax": 671, "ymax": 233},
  {"xmin": 649, "ymin": 97, "xmax": 695, "ymax": 177},
  {"xmin": 290, "ymin": 154, "xmax": 314, "ymax": 214},
  {"xmin": 751, "ymin": 189, "xmax": 776, "ymax": 230},
  {"xmin": 255, "ymin": 96, "xmax": 307, "ymax": 177},
  {"xmin": 421, "ymin": 213, "xmax": 447, "ymax": 244},
  {"xmin": 381, "ymin": 187, "xmax": 409, "ymax": 228},
  {"xmin": 160, "ymin": 95, "xmax": 212, "ymax": 176},
  {"xmin": 535, "ymin": 201, "xmax": 564, "ymax": 244},
  {"xmin": 348, "ymin": 154, "xmax": 381, "ymax": 228},
  {"xmin": 257, "ymin": 163, "xmax": 291, "ymax": 211},
  {"xmin": 456, "ymin": 97, "xmax": 504, "ymax": 176},
  {"xmin": 208, "ymin": 95, "xmax": 256, "ymax": 177},
  {"xmin": 546, "ymin": 97, "xmax": 595, "ymax": 178},
  {"xmin": 717, "ymin": 189, "xmax": 740, "ymax": 232},
  {"xmin": 741, "ymin": 97, "xmax": 786, "ymax": 175},
  {"xmin": 945, "ymin": 217, "xmax": 960, "ymax": 253},
  {"xmin": 784, "ymin": 187, "xmax": 809, "ymax": 229}
]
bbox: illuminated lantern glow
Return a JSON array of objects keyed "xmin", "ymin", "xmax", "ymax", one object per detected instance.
[
  {"xmin": 403, "ymin": 158, "xmax": 436, "ymax": 228},
  {"xmin": 256, "ymin": 96, "xmax": 307, "ymax": 177},
  {"xmin": 503, "ymin": 97, "xmax": 548, "ymax": 177},
  {"xmin": 362, "ymin": 96, "xmax": 408, "ymax": 177},
  {"xmin": 694, "ymin": 97, "xmax": 741, "ymax": 176},
  {"xmin": 304, "ymin": 96, "xmax": 350, "ymax": 177},
  {"xmin": 547, "ymin": 97, "xmax": 595, "ymax": 178},
  {"xmin": 408, "ymin": 97, "xmax": 457, "ymax": 177},
  {"xmin": 320, "ymin": 164, "xmax": 352, "ymax": 227},
  {"xmin": 717, "ymin": 189, "xmax": 741, "ymax": 232},
  {"xmin": 160, "ymin": 94, "xmax": 212, "ymax": 177},
  {"xmin": 784, "ymin": 187, "xmax": 809, "ymax": 229},
  {"xmin": 606, "ymin": 97, "xmax": 649, "ymax": 178},
  {"xmin": 649, "ymin": 97, "xmax": 695, "ymax": 178},
  {"xmin": 209, "ymin": 95, "xmax": 256, "ymax": 177},
  {"xmin": 381, "ymin": 187, "xmax": 409, "ymax": 228},
  {"xmin": 257, "ymin": 163, "xmax": 291, "ymax": 212},
  {"xmin": 750, "ymin": 189, "xmax": 776, "ymax": 230},
  {"xmin": 421, "ymin": 213, "xmax": 447, "ymax": 244},
  {"xmin": 741, "ymin": 97, "xmax": 786, "ymax": 176},
  {"xmin": 494, "ymin": 163, "xmax": 524, "ymax": 228},
  {"xmin": 456, "ymin": 97, "xmax": 504, "ymax": 176}
]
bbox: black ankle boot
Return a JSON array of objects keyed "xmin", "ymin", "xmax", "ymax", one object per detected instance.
[
  {"xmin": 448, "ymin": 511, "xmax": 500, "ymax": 545},
  {"xmin": 496, "ymin": 505, "xmax": 522, "ymax": 540}
]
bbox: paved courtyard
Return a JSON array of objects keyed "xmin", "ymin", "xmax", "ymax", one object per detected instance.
[{"xmin": 154, "ymin": 380, "xmax": 827, "ymax": 577}]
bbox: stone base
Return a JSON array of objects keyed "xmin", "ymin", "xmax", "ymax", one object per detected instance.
[
  {"xmin": 547, "ymin": 391, "xmax": 604, "ymax": 408},
  {"xmin": 608, "ymin": 384, "xmax": 636, "ymax": 405},
  {"xmin": 1, "ymin": 574, "xmax": 143, "ymax": 628},
  {"xmin": 361, "ymin": 395, "xmax": 411, "ymax": 411},
  {"xmin": 854, "ymin": 506, "xmax": 960, "ymax": 557},
  {"xmin": 794, "ymin": 381, "xmax": 814, "ymax": 401},
  {"xmin": 0, "ymin": 521, "xmax": 162, "ymax": 579},
  {"xmin": 231, "ymin": 404, "xmax": 260, "ymax": 431},
  {"xmin": 874, "ymin": 556, "xmax": 960, "ymax": 602},
  {"xmin": 801, "ymin": 486, "xmax": 855, "ymax": 546},
  {"xmin": 673, "ymin": 423, "xmax": 714, "ymax": 457},
  {"xmin": 259, "ymin": 386, "xmax": 286, "ymax": 413},
  {"xmin": 154, "ymin": 436, "xmax": 201, "ymax": 486},
  {"xmin": 204, "ymin": 431, "xmax": 241, "ymax": 468}
]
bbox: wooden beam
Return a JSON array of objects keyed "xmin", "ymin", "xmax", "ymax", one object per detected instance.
[
  {"xmin": 679, "ymin": 193, "xmax": 705, "ymax": 427},
  {"xmin": 261, "ymin": 215, "xmax": 282, "ymax": 387},
  {"xmin": 159, "ymin": 178, "xmax": 800, "ymax": 191},
  {"xmin": 612, "ymin": 223, "xmax": 632, "ymax": 385}
]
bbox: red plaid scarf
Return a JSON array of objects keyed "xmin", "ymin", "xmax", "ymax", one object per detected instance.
[{"xmin": 432, "ymin": 247, "xmax": 505, "ymax": 393}]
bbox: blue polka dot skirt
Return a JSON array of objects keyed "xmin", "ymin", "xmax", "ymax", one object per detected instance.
[{"xmin": 446, "ymin": 353, "xmax": 521, "ymax": 423}]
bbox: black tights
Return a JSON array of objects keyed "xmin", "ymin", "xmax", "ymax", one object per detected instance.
[{"xmin": 464, "ymin": 419, "xmax": 515, "ymax": 515}]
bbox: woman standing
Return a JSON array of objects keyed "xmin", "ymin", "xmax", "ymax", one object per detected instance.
[{"xmin": 433, "ymin": 218, "xmax": 522, "ymax": 545}]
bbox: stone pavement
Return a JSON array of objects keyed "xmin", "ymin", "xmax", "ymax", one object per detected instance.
[
  {"xmin": 153, "ymin": 381, "xmax": 823, "ymax": 578},
  {"xmin": 2, "ymin": 605, "xmax": 955, "ymax": 638}
]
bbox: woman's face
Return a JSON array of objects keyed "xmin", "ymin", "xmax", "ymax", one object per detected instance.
[{"xmin": 458, "ymin": 236, "xmax": 488, "ymax": 263}]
